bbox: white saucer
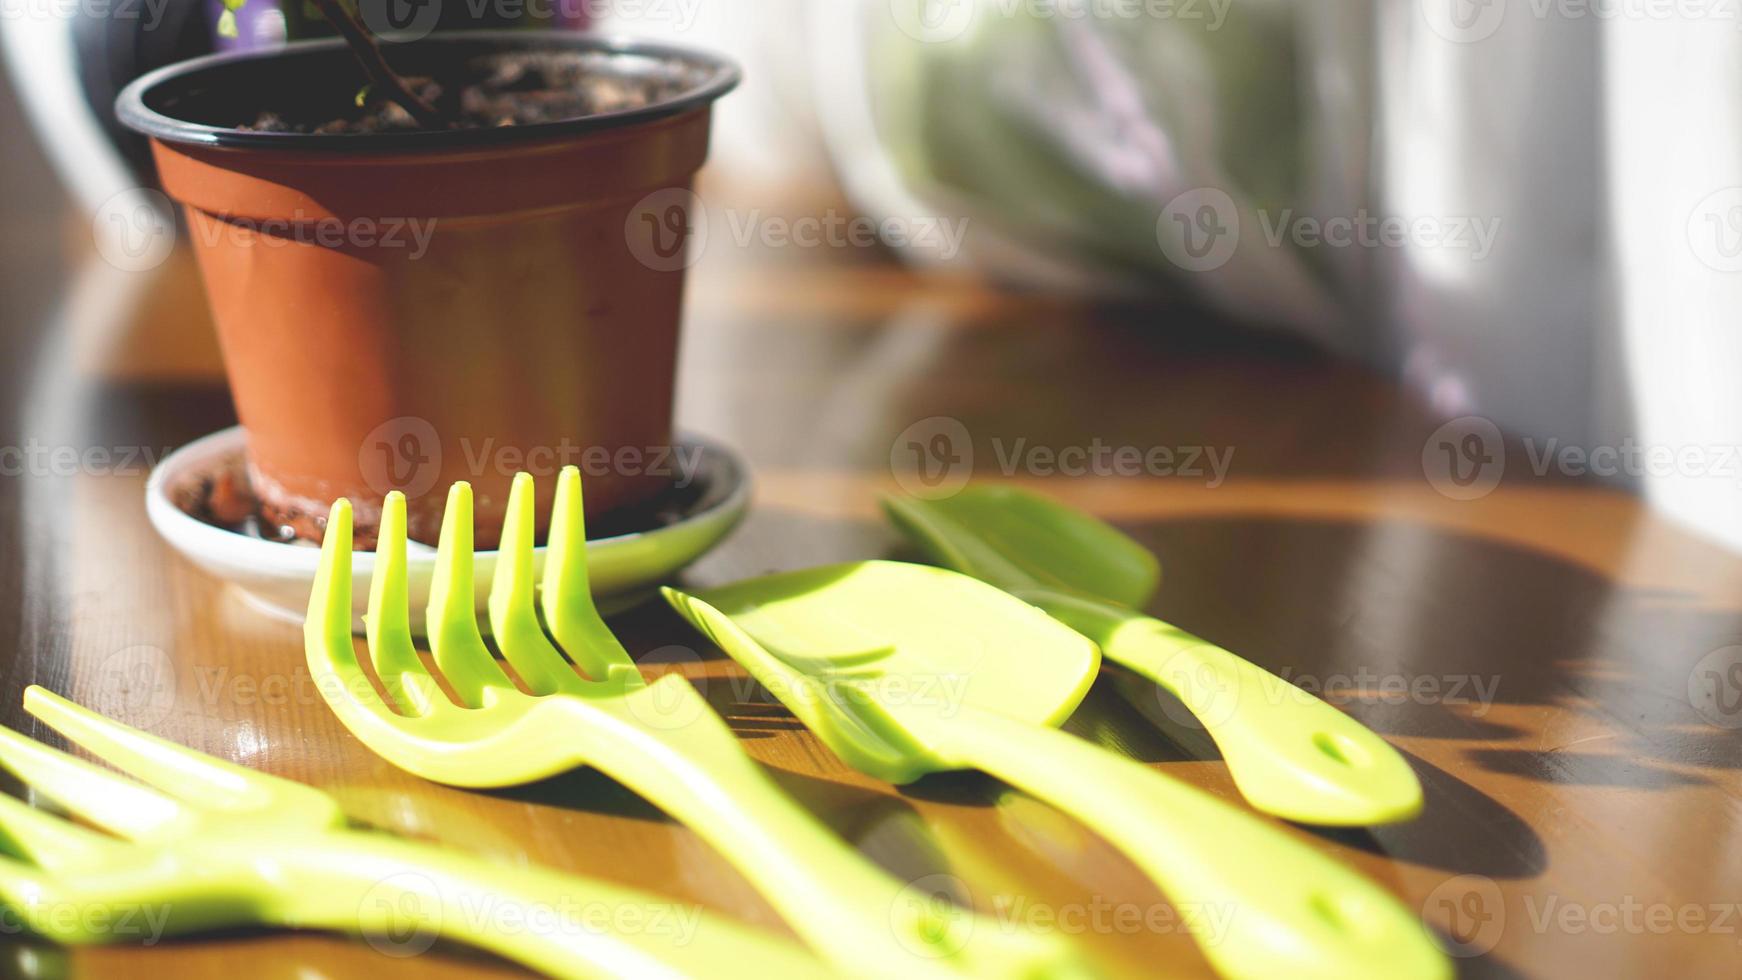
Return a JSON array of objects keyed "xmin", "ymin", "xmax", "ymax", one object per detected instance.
[{"xmin": 146, "ymin": 426, "xmax": 751, "ymax": 633}]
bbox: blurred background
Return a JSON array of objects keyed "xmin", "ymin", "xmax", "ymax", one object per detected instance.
[{"xmin": 3, "ymin": 0, "xmax": 1739, "ymax": 550}]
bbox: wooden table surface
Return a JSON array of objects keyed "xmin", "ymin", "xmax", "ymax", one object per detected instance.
[{"xmin": 1, "ymin": 185, "xmax": 1740, "ymax": 980}]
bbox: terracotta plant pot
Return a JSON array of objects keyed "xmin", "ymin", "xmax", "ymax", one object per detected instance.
[{"xmin": 117, "ymin": 32, "xmax": 738, "ymax": 548}]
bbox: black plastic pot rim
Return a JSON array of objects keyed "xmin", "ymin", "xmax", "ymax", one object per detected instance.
[{"xmin": 116, "ymin": 30, "xmax": 741, "ymax": 153}]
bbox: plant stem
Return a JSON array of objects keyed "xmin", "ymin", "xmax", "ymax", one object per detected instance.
[{"xmin": 306, "ymin": 0, "xmax": 447, "ymax": 129}]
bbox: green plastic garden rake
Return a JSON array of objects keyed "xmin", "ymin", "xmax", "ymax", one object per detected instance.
[
  {"xmin": 305, "ymin": 466, "xmax": 1085, "ymax": 980},
  {"xmin": 0, "ymin": 686, "xmax": 828, "ymax": 978}
]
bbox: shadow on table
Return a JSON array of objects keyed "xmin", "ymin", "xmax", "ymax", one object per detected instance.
[
  {"xmin": 886, "ymin": 508, "xmax": 1742, "ymax": 871},
  {"xmin": 1120, "ymin": 512, "xmax": 1738, "ymax": 734}
]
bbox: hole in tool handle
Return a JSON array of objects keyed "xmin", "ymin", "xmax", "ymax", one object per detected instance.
[{"xmin": 1313, "ymin": 731, "xmax": 1372, "ymax": 768}]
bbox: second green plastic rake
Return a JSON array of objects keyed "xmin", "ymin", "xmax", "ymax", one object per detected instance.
[{"xmin": 0, "ymin": 686, "xmax": 827, "ymax": 978}]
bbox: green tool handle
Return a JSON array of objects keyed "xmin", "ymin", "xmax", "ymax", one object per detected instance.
[
  {"xmin": 1025, "ymin": 590, "xmax": 1423, "ymax": 826},
  {"xmin": 272, "ymin": 833, "xmax": 828, "ymax": 980},
  {"xmin": 914, "ymin": 705, "xmax": 1451, "ymax": 980},
  {"xmin": 545, "ymin": 676, "xmax": 1065, "ymax": 980}
]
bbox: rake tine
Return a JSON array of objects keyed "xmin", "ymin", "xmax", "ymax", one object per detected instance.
[
  {"xmin": 24, "ymin": 687, "xmax": 263, "ymax": 813},
  {"xmin": 25, "ymin": 688, "xmax": 342, "ymax": 830},
  {"xmin": 427, "ymin": 483, "xmax": 513, "ymax": 707},
  {"xmin": 309, "ymin": 496, "xmax": 428, "ymax": 718},
  {"xmin": 367, "ymin": 492, "xmax": 443, "ymax": 715},
  {"xmin": 542, "ymin": 466, "xmax": 630, "ymax": 680},
  {"xmin": 0, "ymin": 724, "xmax": 182, "ymax": 840},
  {"xmin": 0, "ymin": 785, "xmax": 123, "ymax": 872},
  {"xmin": 307, "ymin": 498, "xmax": 364, "ymax": 680},
  {"xmin": 488, "ymin": 473, "xmax": 582, "ymax": 696}
]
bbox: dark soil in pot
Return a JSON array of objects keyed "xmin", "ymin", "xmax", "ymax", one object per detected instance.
[{"xmin": 245, "ymin": 50, "xmax": 701, "ymax": 134}]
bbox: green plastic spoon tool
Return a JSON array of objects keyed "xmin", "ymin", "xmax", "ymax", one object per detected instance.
[
  {"xmin": 883, "ymin": 486, "xmax": 1424, "ymax": 827},
  {"xmin": 663, "ymin": 561, "xmax": 1449, "ymax": 980}
]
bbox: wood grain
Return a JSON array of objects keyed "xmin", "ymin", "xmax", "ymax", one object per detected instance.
[{"xmin": 0, "ymin": 197, "xmax": 1739, "ymax": 980}]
